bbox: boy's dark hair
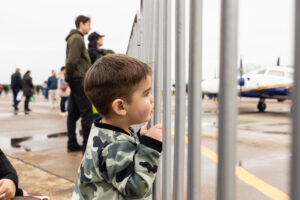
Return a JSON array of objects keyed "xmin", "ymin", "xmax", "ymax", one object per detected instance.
[
  {"xmin": 75, "ymin": 15, "xmax": 90, "ymax": 28},
  {"xmin": 84, "ymin": 54, "xmax": 152, "ymax": 116}
]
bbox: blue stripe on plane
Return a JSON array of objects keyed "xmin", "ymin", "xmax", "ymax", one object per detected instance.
[{"xmin": 240, "ymin": 86, "xmax": 288, "ymax": 97}]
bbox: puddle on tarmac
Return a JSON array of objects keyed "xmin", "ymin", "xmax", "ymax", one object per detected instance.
[
  {"xmin": 203, "ymin": 110, "xmax": 217, "ymax": 114},
  {"xmin": 0, "ymin": 113, "xmax": 20, "ymax": 118},
  {"xmin": 0, "ymin": 111, "xmax": 29, "ymax": 118},
  {"xmin": 0, "ymin": 132, "xmax": 67, "ymax": 152}
]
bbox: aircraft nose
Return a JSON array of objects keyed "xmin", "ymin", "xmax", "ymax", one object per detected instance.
[{"xmin": 238, "ymin": 77, "xmax": 245, "ymax": 86}]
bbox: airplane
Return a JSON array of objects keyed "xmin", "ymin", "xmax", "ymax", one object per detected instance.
[{"xmin": 202, "ymin": 59, "xmax": 293, "ymax": 112}]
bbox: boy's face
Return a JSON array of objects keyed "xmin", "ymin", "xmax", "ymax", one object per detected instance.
[{"xmin": 125, "ymin": 75, "xmax": 154, "ymax": 125}]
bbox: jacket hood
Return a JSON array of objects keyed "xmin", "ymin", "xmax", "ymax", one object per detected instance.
[
  {"xmin": 65, "ymin": 29, "xmax": 83, "ymax": 41},
  {"xmin": 56, "ymin": 72, "xmax": 64, "ymax": 79},
  {"xmin": 23, "ymin": 73, "xmax": 30, "ymax": 79}
]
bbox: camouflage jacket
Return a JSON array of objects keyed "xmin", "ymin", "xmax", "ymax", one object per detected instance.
[{"xmin": 72, "ymin": 120, "xmax": 162, "ymax": 200}]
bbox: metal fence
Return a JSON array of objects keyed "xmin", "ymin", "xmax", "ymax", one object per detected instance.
[{"xmin": 126, "ymin": 0, "xmax": 299, "ymax": 199}]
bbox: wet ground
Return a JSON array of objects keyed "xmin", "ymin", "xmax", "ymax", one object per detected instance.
[{"xmin": 0, "ymin": 94, "xmax": 292, "ymax": 199}]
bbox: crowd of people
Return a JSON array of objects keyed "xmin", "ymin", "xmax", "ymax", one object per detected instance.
[
  {"xmin": 10, "ymin": 68, "xmax": 34, "ymax": 113},
  {"xmin": 0, "ymin": 14, "xmax": 112, "ymax": 200},
  {"xmin": 1, "ymin": 15, "xmax": 162, "ymax": 200}
]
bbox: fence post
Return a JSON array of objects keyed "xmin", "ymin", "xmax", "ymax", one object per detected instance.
[
  {"xmin": 291, "ymin": 0, "xmax": 300, "ymax": 199},
  {"xmin": 162, "ymin": 0, "xmax": 172, "ymax": 199},
  {"xmin": 187, "ymin": 0, "xmax": 203, "ymax": 199},
  {"xmin": 217, "ymin": 0, "xmax": 239, "ymax": 200},
  {"xmin": 152, "ymin": 0, "xmax": 163, "ymax": 199},
  {"xmin": 173, "ymin": 0, "xmax": 186, "ymax": 199}
]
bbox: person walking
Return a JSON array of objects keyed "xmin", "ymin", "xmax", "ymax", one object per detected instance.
[
  {"xmin": 11, "ymin": 68, "xmax": 23, "ymax": 111},
  {"xmin": 87, "ymin": 32, "xmax": 106, "ymax": 64},
  {"xmin": 42, "ymin": 81, "xmax": 48, "ymax": 100},
  {"xmin": 87, "ymin": 32, "xmax": 106, "ymax": 119},
  {"xmin": 3, "ymin": 85, "xmax": 9, "ymax": 96},
  {"xmin": 65, "ymin": 15, "xmax": 93, "ymax": 153},
  {"xmin": 47, "ymin": 70, "xmax": 58, "ymax": 109},
  {"xmin": 36, "ymin": 85, "xmax": 40, "ymax": 95},
  {"xmin": 57, "ymin": 66, "xmax": 70, "ymax": 116},
  {"xmin": 22, "ymin": 70, "xmax": 34, "ymax": 113}
]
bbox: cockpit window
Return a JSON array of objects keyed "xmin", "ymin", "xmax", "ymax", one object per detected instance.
[
  {"xmin": 286, "ymin": 72, "xmax": 293, "ymax": 79},
  {"xmin": 268, "ymin": 70, "xmax": 284, "ymax": 77},
  {"xmin": 255, "ymin": 69, "xmax": 266, "ymax": 74}
]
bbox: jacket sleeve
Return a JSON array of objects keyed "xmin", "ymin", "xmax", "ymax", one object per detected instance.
[
  {"xmin": 17, "ymin": 74, "xmax": 22, "ymax": 90},
  {"xmin": 47, "ymin": 77, "xmax": 50, "ymax": 89},
  {"xmin": 0, "ymin": 150, "xmax": 19, "ymax": 190},
  {"xmin": 88, "ymin": 50, "xmax": 96, "ymax": 64},
  {"xmin": 99, "ymin": 137, "xmax": 162, "ymax": 199},
  {"xmin": 65, "ymin": 37, "xmax": 83, "ymax": 81},
  {"xmin": 29, "ymin": 77, "xmax": 34, "ymax": 89}
]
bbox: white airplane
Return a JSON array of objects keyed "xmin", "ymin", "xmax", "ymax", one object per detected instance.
[{"xmin": 202, "ymin": 62, "xmax": 293, "ymax": 112}]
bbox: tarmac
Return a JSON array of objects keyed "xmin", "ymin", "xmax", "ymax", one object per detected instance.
[
  {"xmin": 0, "ymin": 93, "xmax": 292, "ymax": 200},
  {"xmin": 0, "ymin": 94, "xmax": 82, "ymax": 200}
]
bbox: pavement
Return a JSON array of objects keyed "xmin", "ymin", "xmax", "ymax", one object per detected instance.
[
  {"xmin": 0, "ymin": 93, "xmax": 293, "ymax": 200},
  {"xmin": 0, "ymin": 94, "xmax": 82, "ymax": 200}
]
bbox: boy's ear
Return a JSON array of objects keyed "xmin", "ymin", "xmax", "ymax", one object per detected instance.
[{"xmin": 111, "ymin": 99, "xmax": 127, "ymax": 116}]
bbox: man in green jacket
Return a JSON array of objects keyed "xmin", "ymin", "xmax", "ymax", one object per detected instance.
[{"xmin": 65, "ymin": 15, "xmax": 93, "ymax": 153}]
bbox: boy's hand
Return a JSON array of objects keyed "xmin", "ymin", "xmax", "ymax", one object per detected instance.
[
  {"xmin": 0, "ymin": 179, "xmax": 16, "ymax": 200},
  {"xmin": 140, "ymin": 123, "xmax": 163, "ymax": 142}
]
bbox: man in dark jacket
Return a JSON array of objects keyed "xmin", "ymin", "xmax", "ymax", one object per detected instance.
[
  {"xmin": 47, "ymin": 70, "xmax": 58, "ymax": 109},
  {"xmin": 22, "ymin": 71, "xmax": 34, "ymax": 112},
  {"xmin": 11, "ymin": 68, "xmax": 22, "ymax": 111},
  {"xmin": 65, "ymin": 15, "xmax": 93, "ymax": 153}
]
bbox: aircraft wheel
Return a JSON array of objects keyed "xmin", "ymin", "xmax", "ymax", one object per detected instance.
[{"xmin": 257, "ymin": 102, "xmax": 266, "ymax": 112}]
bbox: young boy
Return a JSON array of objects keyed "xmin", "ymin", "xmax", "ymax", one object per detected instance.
[{"xmin": 72, "ymin": 54, "xmax": 163, "ymax": 200}]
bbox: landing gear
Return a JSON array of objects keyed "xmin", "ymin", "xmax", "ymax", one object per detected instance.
[{"xmin": 257, "ymin": 99, "xmax": 266, "ymax": 112}]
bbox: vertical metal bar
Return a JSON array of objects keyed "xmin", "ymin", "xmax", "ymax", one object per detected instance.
[
  {"xmin": 152, "ymin": 0, "xmax": 162, "ymax": 198},
  {"xmin": 149, "ymin": 0, "xmax": 156, "ymax": 129},
  {"xmin": 145, "ymin": 0, "xmax": 153, "ymax": 66},
  {"xmin": 154, "ymin": 0, "xmax": 162, "ymax": 124},
  {"xmin": 187, "ymin": 0, "xmax": 203, "ymax": 199},
  {"xmin": 291, "ymin": 1, "xmax": 300, "ymax": 199},
  {"xmin": 135, "ymin": 24, "xmax": 139, "ymax": 58},
  {"xmin": 134, "ymin": 25, "xmax": 138, "ymax": 58},
  {"xmin": 217, "ymin": 0, "xmax": 239, "ymax": 200},
  {"xmin": 137, "ymin": 14, "xmax": 142, "ymax": 60},
  {"xmin": 162, "ymin": 0, "xmax": 172, "ymax": 199},
  {"xmin": 143, "ymin": 0, "xmax": 148, "ymax": 62},
  {"xmin": 173, "ymin": 0, "xmax": 186, "ymax": 199},
  {"xmin": 147, "ymin": 0, "xmax": 154, "ymax": 65},
  {"xmin": 132, "ymin": 23, "xmax": 136, "ymax": 57},
  {"xmin": 143, "ymin": 0, "xmax": 150, "ymax": 63},
  {"xmin": 141, "ymin": 1, "xmax": 146, "ymax": 62},
  {"xmin": 151, "ymin": 0, "xmax": 157, "ymax": 66}
]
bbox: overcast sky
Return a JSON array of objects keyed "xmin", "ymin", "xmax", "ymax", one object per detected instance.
[
  {"xmin": 0, "ymin": 0, "xmax": 140, "ymax": 84},
  {"xmin": 198, "ymin": 0, "xmax": 294, "ymax": 79},
  {"xmin": 0, "ymin": 0, "xmax": 294, "ymax": 84}
]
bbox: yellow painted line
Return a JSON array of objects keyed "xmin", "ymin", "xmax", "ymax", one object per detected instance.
[
  {"xmin": 201, "ymin": 145, "xmax": 218, "ymax": 163},
  {"xmin": 183, "ymin": 135, "xmax": 290, "ymax": 200},
  {"xmin": 236, "ymin": 167, "xmax": 290, "ymax": 200}
]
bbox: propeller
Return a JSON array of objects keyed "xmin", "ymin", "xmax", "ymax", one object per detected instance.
[
  {"xmin": 277, "ymin": 57, "xmax": 280, "ymax": 66},
  {"xmin": 238, "ymin": 58, "xmax": 244, "ymax": 97}
]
